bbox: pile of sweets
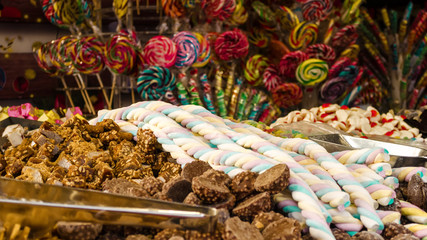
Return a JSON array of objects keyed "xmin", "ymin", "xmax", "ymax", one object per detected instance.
[
  {"xmin": 401, "ymin": 107, "xmax": 427, "ymax": 138},
  {"xmin": 0, "ymin": 103, "xmax": 84, "ymax": 125},
  {"xmin": 85, "ymin": 100, "xmax": 427, "ymax": 239},
  {"xmin": 272, "ymin": 104, "xmax": 424, "ymax": 140}
]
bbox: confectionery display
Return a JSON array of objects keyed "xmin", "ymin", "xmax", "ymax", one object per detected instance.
[{"xmin": 2, "ymin": 0, "xmax": 427, "ymax": 239}]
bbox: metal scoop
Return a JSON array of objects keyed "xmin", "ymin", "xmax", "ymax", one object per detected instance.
[
  {"xmin": 0, "ymin": 177, "xmax": 217, "ymax": 238},
  {"xmin": 309, "ymin": 134, "xmax": 427, "ymax": 167}
]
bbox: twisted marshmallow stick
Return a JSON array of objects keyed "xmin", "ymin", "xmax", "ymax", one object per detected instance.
[
  {"xmin": 376, "ymin": 210, "xmax": 401, "ymax": 224},
  {"xmin": 392, "ymin": 167, "xmax": 427, "ymax": 182},
  {"xmin": 332, "ymin": 148, "xmax": 390, "ymax": 165},
  {"xmin": 401, "ymin": 201, "xmax": 427, "ymax": 224},
  {"xmin": 183, "ymin": 105, "xmax": 350, "ymax": 210},
  {"xmin": 405, "ymin": 223, "xmax": 427, "ymax": 239},
  {"xmin": 135, "ymin": 102, "xmax": 336, "ymax": 240}
]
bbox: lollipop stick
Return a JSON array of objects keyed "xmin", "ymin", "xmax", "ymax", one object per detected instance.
[
  {"xmin": 130, "ymin": 76, "xmax": 136, "ymax": 104},
  {"xmin": 95, "ymin": 74, "xmax": 111, "ymax": 109},
  {"xmin": 60, "ymin": 76, "xmax": 75, "ymax": 108},
  {"xmin": 73, "ymin": 75, "xmax": 94, "ymax": 115},
  {"xmin": 109, "ymin": 74, "xmax": 117, "ymax": 109},
  {"xmin": 76, "ymin": 74, "xmax": 96, "ymax": 115}
]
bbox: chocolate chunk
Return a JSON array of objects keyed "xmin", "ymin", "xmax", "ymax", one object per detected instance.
[
  {"xmin": 56, "ymin": 222, "xmax": 102, "ymax": 240},
  {"xmin": 232, "ymin": 192, "xmax": 272, "ymax": 221},
  {"xmin": 181, "ymin": 160, "xmax": 212, "ymax": 181},
  {"xmin": 353, "ymin": 231, "xmax": 384, "ymax": 240},
  {"xmin": 254, "ymin": 164, "xmax": 290, "ymax": 194},
  {"xmin": 252, "ymin": 211, "xmax": 285, "ymax": 232},
  {"xmin": 136, "ymin": 176, "xmax": 163, "ymax": 196},
  {"xmin": 210, "ymin": 194, "xmax": 236, "ymax": 210},
  {"xmin": 192, "ymin": 176, "xmax": 230, "ymax": 204},
  {"xmin": 40, "ymin": 129, "xmax": 63, "ymax": 144},
  {"xmin": 224, "ymin": 217, "xmax": 263, "ymax": 240},
  {"xmin": 390, "ymin": 234, "xmax": 419, "ymax": 240},
  {"xmin": 382, "ymin": 223, "xmax": 413, "ymax": 240},
  {"xmin": 332, "ymin": 228, "xmax": 352, "ymax": 240},
  {"xmin": 162, "ymin": 176, "xmax": 192, "ymax": 202},
  {"xmin": 183, "ymin": 192, "xmax": 202, "ymax": 205},
  {"xmin": 230, "ymin": 171, "xmax": 258, "ymax": 201},
  {"xmin": 154, "ymin": 228, "xmax": 185, "ymax": 240},
  {"xmin": 102, "ymin": 178, "xmax": 149, "ymax": 198},
  {"xmin": 126, "ymin": 235, "xmax": 151, "ymax": 240},
  {"xmin": 408, "ymin": 174, "xmax": 425, "ymax": 208},
  {"xmin": 137, "ymin": 128, "xmax": 159, "ymax": 153},
  {"xmin": 201, "ymin": 169, "xmax": 232, "ymax": 186},
  {"xmin": 158, "ymin": 162, "xmax": 182, "ymax": 182},
  {"xmin": 262, "ymin": 217, "xmax": 302, "ymax": 240}
]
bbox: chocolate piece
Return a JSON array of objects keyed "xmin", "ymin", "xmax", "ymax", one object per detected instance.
[
  {"xmin": 210, "ymin": 194, "xmax": 236, "ymax": 210},
  {"xmin": 201, "ymin": 169, "xmax": 232, "ymax": 186},
  {"xmin": 181, "ymin": 160, "xmax": 212, "ymax": 181},
  {"xmin": 56, "ymin": 222, "xmax": 102, "ymax": 240},
  {"xmin": 382, "ymin": 223, "xmax": 413, "ymax": 240},
  {"xmin": 137, "ymin": 128, "xmax": 159, "ymax": 153},
  {"xmin": 232, "ymin": 192, "xmax": 272, "ymax": 221},
  {"xmin": 40, "ymin": 129, "xmax": 63, "ymax": 144},
  {"xmin": 230, "ymin": 171, "xmax": 258, "ymax": 201},
  {"xmin": 390, "ymin": 234, "xmax": 419, "ymax": 240},
  {"xmin": 262, "ymin": 217, "xmax": 302, "ymax": 240},
  {"xmin": 126, "ymin": 235, "xmax": 151, "ymax": 240},
  {"xmin": 183, "ymin": 192, "xmax": 202, "ymax": 205},
  {"xmin": 102, "ymin": 178, "xmax": 150, "ymax": 198},
  {"xmin": 154, "ymin": 228, "xmax": 185, "ymax": 240},
  {"xmin": 224, "ymin": 217, "xmax": 263, "ymax": 240},
  {"xmin": 254, "ymin": 164, "xmax": 290, "ymax": 194},
  {"xmin": 192, "ymin": 176, "xmax": 230, "ymax": 204},
  {"xmin": 252, "ymin": 211, "xmax": 285, "ymax": 232},
  {"xmin": 158, "ymin": 162, "xmax": 182, "ymax": 182},
  {"xmin": 162, "ymin": 176, "xmax": 192, "ymax": 202},
  {"xmin": 332, "ymin": 228, "xmax": 352, "ymax": 240},
  {"xmin": 352, "ymin": 231, "xmax": 384, "ymax": 240},
  {"xmin": 407, "ymin": 174, "xmax": 425, "ymax": 208},
  {"xmin": 135, "ymin": 176, "xmax": 163, "ymax": 196}
]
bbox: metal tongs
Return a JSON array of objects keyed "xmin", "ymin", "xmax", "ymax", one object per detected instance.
[
  {"xmin": 0, "ymin": 178, "xmax": 217, "ymax": 238},
  {"xmin": 309, "ymin": 134, "xmax": 427, "ymax": 167}
]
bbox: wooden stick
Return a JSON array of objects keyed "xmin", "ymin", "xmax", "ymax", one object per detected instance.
[
  {"xmin": 73, "ymin": 75, "xmax": 92, "ymax": 114},
  {"xmin": 130, "ymin": 76, "xmax": 136, "ymax": 104},
  {"xmin": 95, "ymin": 74, "xmax": 111, "ymax": 109},
  {"xmin": 60, "ymin": 76, "xmax": 75, "ymax": 108},
  {"xmin": 76, "ymin": 74, "xmax": 96, "ymax": 115},
  {"xmin": 109, "ymin": 74, "xmax": 117, "ymax": 109}
]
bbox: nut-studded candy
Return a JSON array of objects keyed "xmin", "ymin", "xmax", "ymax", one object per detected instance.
[
  {"xmin": 192, "ymin": 176, "xmax": 230, "ymax": 204},
  {"xmin": 230, "ymin": 171, "xmax": 258, "ymax": 201},
  {"xmin": 254, "ymin": 164, "xmax": 290, "ymax": 194},
  {"xmin": 232, "ymin": 192, "xmax": 272, "ymax": 221}
]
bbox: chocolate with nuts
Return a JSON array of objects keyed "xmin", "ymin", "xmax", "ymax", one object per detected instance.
[
  {"xmin": 382, "ymin": 222, "xmax": 414, "ymax": 240},
  {"xmin": 55, "ymin": 221, "xmax": 102, "ymax": 240},
  {"xmin": 192, "ymin": 175, "xmax": 230, "ymax": 204},
  {"xmin": 232, "ymin": 192, "xmax": 272, "ymax": 221},
  {"xmin": 224, "ymin": 217, "xmax": 263, "ymax": 240},
  {"xmin": 262, "ymin": 217, "xmax": 302, "ymax": 240},
  {"xmin": 230, "ymin": 171, "xmax": 258, "ymax": 201},
  {"xmin": 254, "ymin": 164, "xmax": 290, "ymax": 194},
  {"xmin": 162, "ymin": 176, "xmax": 192, "ymax": 202},
  {"xmin": 251, "ymin": 211, "xmax": 285, "ymax": 232},
  {"xmin": 181, "ymin": 160, "xmax": 212, "ymax": 181}
]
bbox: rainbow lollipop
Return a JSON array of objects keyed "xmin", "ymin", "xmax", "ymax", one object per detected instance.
[
  {"xmin": 244, "ymin": 54, "xmax": 271, "ymax": 86},
  {"xmin": 172, "ymin": 31, "xmax": 200, "ymax": 68},
  {"xmin": 192, "ymin": 33, "xmax": 211, "ymax": 68},
  {"xmin": 248, "ymin": 28, "xmax": 270, "ymax": 48},
  {"xmin": 301, "ymin": 0, "xmax": 333, "ymax": 21},
  {"xmin": 279, "ymin": 51, "xmax": 309, "ymax": 78},
  {"xmin": 105, "ymin": 34, "xmax": 138, "ymax": 75},
  {"xmin": 137, "ymin": 66, "xmax": 176, "ymax": 100},
  {"xmin": 276, "ymin": 6, "xmax": 299, "ymax": 31},
  {"xmin": 289, "ymin": 21, "xmax": 318, "ymax": 50},
  {"xmin": 296, "ymin": 58, "xmax": 329, "ymax": 86},
  {"xmin": 73, "ymin": 36, "xmax": 106, "ymax": 75},
  {"xmin": 142, "ymin": 36, "xmax": 177, "ymax": 68}
]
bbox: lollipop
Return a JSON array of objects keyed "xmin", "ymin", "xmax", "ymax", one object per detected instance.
[
  {"xmin": 301, "ymin": 0, "xmax": 333, "ymax": 21},
  {"xmin": 296, "ymin": 59, "xmax": 329, "ymax": 86},
  {"xmin": 192, "ymin": 33, "xmax": 211, "ymax": 68},
  {"xmin": 214, "ymin": 29, "xmax": 249, "ymax": 61},
  {"xmin": 53, "ymin": 0, "xmax": 89, "ymax": 26},
  {"xmin": 137, "ymin": 66, "xmax": 176, "ymax": 100},
  {"xmin": 244, "ymin": 55, "xmax": 270, "ymax": 86},
  {"xmin": 305, "ymin": 43, "xmax": 336, "ymax": 62},
  {"xmin": 161, "ymin": 0, "xmax": 185, "ymax": 18},
  {"xmin": 272, "ymin": 83, "xmax": 303, "ymax": 108},
  {"xmin": 331, "ymin": 25, "xmax": 358, "ymax": 51},
  {"xmin": 113, "ymin": 0, "xmax": 129, "ymax": 20},
  {"xmin": 279, "ymin": 51, "xmax": 309, "ymax": 78},
  {"xmin": 181, "ymin": 0, "xmax": 196, "ymax": 8},
  {"xmin": 276, "ymin": 6, "xmax": 299, "ymax": 31},
  {"xmin": 42, "ymin": 0, "xmax": 65, "ymax": 27},
  {"xmin": 320, "ymin": 77, "xmax": 349, "ymax": 102},
  {"xmin": 248, "ymin": 28, "xmax": 270, "ymax": 48},
  {"xmin": 55, "ymin": 36, "xmax": 79, "ymax": 74},
  {"xmin": 172, "ymin": 31, "xmax": 200, "ymax": 68},
  {"xmin": 105, "ymin": 34, "xmax": 138, "ymax": 75},
  {"xmin": 252, "ymin": 1, "xmax": 276, "ymax": 30},
  {"xmin": 329, "ymin": 57, "xmax": 354, "ymax": 79},
  {"xmin": 202, "ymin": 0, "xmax": 236, "ymax": 21},
  {"xmin": 34, "ymin": 42, "xmax": 59, "ymax": 76},
  {"xmin": 73, "ymin": 36, "xmax": 105, "ymax": 75},
  {"xmin": 263, "ymin": 64, "xmax": 283, "ymax": 91},
  {"xmin": 289, "ymin": 21, "xmax": 318, "ymax": 50},
  {"xmin": 228, "ymin": 0, "xmax": 248, "ymax": 26},
  {"xmin": 142, "ymin": 36, "xmax": 177, "ymax": 68}
]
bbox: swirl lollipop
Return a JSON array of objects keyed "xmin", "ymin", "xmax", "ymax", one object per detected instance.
[
  {"xmin": 320, "ymin": 77, "xmax": 349, "ymax": 103},
  {"xmin": 301, "ymin": 0, "xmax": 333, "ymax": 21},
  {"xmin": 142, "ymin": 36, "xmax": 177, "ymax": 68},
  {"xmin": 248, "ymin": 28, "xmax": 270, "ymax": 48},
  {"xmin": 202, "ymin": 0, "xmax": 236, "ymax": 21},
  {"xmin": 105, "ymin": 34, "xmax": 138, "ymax": 75},
  {"xmin": 228, "ymin": 0, "xmax": 248, "ymax": 26},
  {"xmin": 244, "ymin": 55, "xmax": 271, "ymax": 86},
  {"xmin": 329, "ymin": 57, "xmax": 354, "ymax": 79},
  {"xmin": 276, "ymin": 6, "xmax": 300, "ymax": 31},
  {"xmin": 296, "ymin": 59, "xmax": 329, "ymax": 86},
  {"xmin": 161, "ymin": 0, "xmax": 185, "ymax": 18},
  {"xmin": 42, "ymin": 0, "xmax": 65, "ymax": 28},
  {"xmin": 289, "ymin": 21, "xmax": 318, "ymax": 50},
  {"xmin": 279, "ymin": 51, "xmax": 309, "ymax": 78},
  {"xmin": 137, "ymin": 66, "xmax": 176, "ymax": 100},
  {"xmin": 305, "ymin": 43, "xmax": 336, "ymax": 62},
  {"xmin": 73, "ymin": 36, "xmax": 105, "ymax": 75},
  {"xmin": 252, "ymin": 1, "xmax": 276, "ymax": 30},
  {"xmin": 272, "ymin": 83, "xmax": 303, "ymax": 108},
  {"xmin": 192, "ymin": 33, "xmax": 211, "ymax": 68},
  {"xmin": 214, "ymin": 29, "xmax": 249, "ymax": 61},
  {"xmin": 263, "ymin": 64, "xmax": 283, "ymax": 91},
  {"xmin": 332, "ymin": 25, "xmax": 358, "ymax": 52},
  {"xmin": 172, "ymin": 31, "xmax": 200, "ymax": 68}
]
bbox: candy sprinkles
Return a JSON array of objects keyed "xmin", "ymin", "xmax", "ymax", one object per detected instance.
[{"xmin": 90, "ymin": 101, "xmax": 427, "ymax": 239}]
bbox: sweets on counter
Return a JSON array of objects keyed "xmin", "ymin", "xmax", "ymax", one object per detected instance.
[{"xmin": 272, "ymin": 104, "xmax": 424, "ymax": 140}]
